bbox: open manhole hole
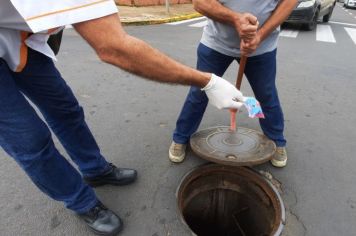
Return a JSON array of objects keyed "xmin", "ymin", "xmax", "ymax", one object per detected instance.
[{"xmin": 177, "ymin": 164, "xmax": 285, "ymax": 236}]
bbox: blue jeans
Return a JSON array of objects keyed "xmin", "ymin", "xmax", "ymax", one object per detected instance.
[
  {"xmin": 173, "ymin": 43, "xmax": 286, "ymax": 147},
  {"xmin": 0, "ymin": 49, "xmax": 110, "ymax": 213}
]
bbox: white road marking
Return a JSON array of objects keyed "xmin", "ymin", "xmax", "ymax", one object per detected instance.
[
  {"xmin": 280, "ymin": 29, "xmax": 299, "ymax": 38},
  {"xmin": 166, "ymin": 17, "xmax": 206, "ymax": 25},
  {"xmin": 329, "ymin": 21, "xmax": 356, "ymax": 27},
  {"xmin": 316, "ymin": 25, "xmax": 336, "ymax": 43},
  {"xmin": 170, "ymin": 18, "xmax": 356, "ymax": 46},
  {"xmin": 189, "ymin": 20, "xmax": 208, "ymax": 28},
  {"xmin": 345, "ymin": 27, "xmax": 356, "ymax": 44}
]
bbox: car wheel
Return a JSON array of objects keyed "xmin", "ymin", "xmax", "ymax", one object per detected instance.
[
  {"xmin": 305, "ymin": 9, "xmax": 319, "ymax": 30},
  {"xmin": 323, "ymin": 5, "xmax": 335, "ymax": 22}
]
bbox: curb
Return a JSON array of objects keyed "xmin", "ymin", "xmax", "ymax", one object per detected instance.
[{"xmin": 121, "ymin": 12, "xmax": 202, "ymax": 26}]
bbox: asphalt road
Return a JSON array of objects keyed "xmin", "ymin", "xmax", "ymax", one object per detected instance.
[{"xmin": 0, "ymin": 3, "xmax": 356, "ymax": 236}]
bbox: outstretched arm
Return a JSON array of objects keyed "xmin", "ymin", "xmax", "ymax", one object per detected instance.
[
  {"xmin": 73, "ymin": 13, "xmax": 244, "ymax": 110},
  {"xmin": 73, "ymin": 14, "xmax": 210, "ymax": 87}
]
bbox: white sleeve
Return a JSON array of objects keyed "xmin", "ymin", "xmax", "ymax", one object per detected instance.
[
  {"xmin": 0, "ymin": 0, "xmax": 31, "ymax": 31},
  {"xmin": 9, "ymin": 0, "xmax": 119, "ymax": 33}
]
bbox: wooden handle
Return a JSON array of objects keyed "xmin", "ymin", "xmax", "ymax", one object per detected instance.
[
  {"xmin": 230, "ymin": 56, "xmax": 247, "ymax": 131},
  {"xmin": 230, "ymin": 111, "xmax": 237, "ymax": 131},
  {"xmin": 236, "ymin": 56, "xmax": 247, "ymax": 90}
]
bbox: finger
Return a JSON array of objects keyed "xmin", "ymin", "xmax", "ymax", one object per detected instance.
[
  {"xmin": 240, "ymin": 33, "xmax": 257, "ymax": 41},
  {"xmin": 228, "ymin": 101, "xmax": 244, "ymax": 110},
  {"xmin": 240, "ymin": 49, "xmax": 248, "ymax": 56},
  {"xmin": 241, "ymin": 47, "xmax": 252, "ymax": 56},
  {"xmin": 246, "ymin": 47, "xmax": 254, "ymax": 54},
  {"xmin": 245, "ymin": 14, "xmax": 258, "ymax": 25},
  {"xmin": 241, "ymin": 38, "xmax": 252, "ymax": 44},
  {"xmin": 240, "ymin": 47, "xmax": 247, "ymax": 55},
  {"xmin": 241, "ymin": 32, "xmax": 257, "ymax": 38},
  {"xmin": 241, "ymin": 35, "xmax": 256, "ymax": 42},
  {"xmin": 245, "ymin": 42, "xmax": 255, "ymax": 48},
  {"xmin": 241, "ymin": 40, "xmax": 255, "ymax": 50},
  {"xmin": 241, "ymin": 24, "xmax": 258, "ymax": 32}
]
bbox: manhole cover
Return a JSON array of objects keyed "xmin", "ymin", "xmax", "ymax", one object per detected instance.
[
  {"xmin": 177, "ymin": 164, "xmax": 285, "ymax": 236},
  {"xmin": 190, "ymin": 126, "xmax": 276, "ymax": 166}
]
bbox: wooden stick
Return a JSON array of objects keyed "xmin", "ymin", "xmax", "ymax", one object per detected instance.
[
  {"xmin": 236, "ymin": 56, "xmax": 247, "ymax": 89},
  {"xmin": 230, "ymin": 56, "xmax": 247, "ymax": 131},
  {"xmin": 230, "ymin": 111, "xmax": 237, "ymax": 131}
]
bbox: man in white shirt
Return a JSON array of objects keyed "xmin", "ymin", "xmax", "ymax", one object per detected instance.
[{"xmin": 0, "ymin": 1, "xmax": 252, "ymax": 235}]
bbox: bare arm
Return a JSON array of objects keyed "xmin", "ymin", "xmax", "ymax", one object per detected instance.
[
  {"xmin": 73, "ymin": 14, "xmax": 210, "ymax": 87},
  {"xmin": 193, "ymin": 0, "xmax": 258, "ymax": 40},
  {"xmin": 259, "ymin": 0, "xmax": 298, "ymax": 41},
  {"xmin": 193, "ymin": 0, "xmax": 241, "ymax": 25}
]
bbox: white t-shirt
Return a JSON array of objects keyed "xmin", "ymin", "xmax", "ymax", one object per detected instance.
[{"xmin": 0, "ymin": 0, "xmax": 118, "ymax": 72}]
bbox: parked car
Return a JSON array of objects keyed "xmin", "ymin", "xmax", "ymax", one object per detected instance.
[
  {"xmin": 285, "ymin": 0, "xmax": 337, "ymax": 30},
  {"xmin": 344, "ymin": 0, "xmax": 356, "ymax": 8}
]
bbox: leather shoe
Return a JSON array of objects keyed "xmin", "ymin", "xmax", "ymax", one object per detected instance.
[
  {"xmin": 78, "ymin": 202, "xmax": 123, "ymax": 236},
  {"xmin": 84, "ymin": 163, "xmax": 137, "ymax": 187}
]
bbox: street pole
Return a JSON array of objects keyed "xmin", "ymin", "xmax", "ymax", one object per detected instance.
[{"xmin": 165, "ymin": 0, "xmax": 170, "ymax": 14}]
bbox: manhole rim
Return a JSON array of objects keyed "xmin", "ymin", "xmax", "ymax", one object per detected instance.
[{"xmin": 176, "ymin": 163, "xmax": 286, "ymax": 236}]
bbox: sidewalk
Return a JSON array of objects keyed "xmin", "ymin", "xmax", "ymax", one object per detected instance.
[{"xmin": 118, "ymin": 3, "xmax": 201, "ymax": 25}]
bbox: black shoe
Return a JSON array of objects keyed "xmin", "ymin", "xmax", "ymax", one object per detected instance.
[
  {"xmin": 78, "ymin": 202, "xmax": 123, "ymax": 236},
  {"xmin": 84, "ymin": 163, "xmax": 137, "ymax": 187}
]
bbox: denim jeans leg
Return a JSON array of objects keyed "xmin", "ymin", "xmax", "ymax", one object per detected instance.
[
  {"xmin": 13, "ymin": 49, "xmax": 109, "ymax": 177},
  {"xmin": 173, "ymin": 43, "xmax": 234, "ymax": 144},
  {"xmin": 0, "ymin": 59, "xmax": 98, "ymax": 213},
  {"xmin": 242, "ymin": 49, "xmax": 286, "ymax": 147}
]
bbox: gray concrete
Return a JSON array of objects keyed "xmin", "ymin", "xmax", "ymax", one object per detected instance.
[{"xmin": 1, "ymin": 3, "xmax": 356, "ymax": 236}]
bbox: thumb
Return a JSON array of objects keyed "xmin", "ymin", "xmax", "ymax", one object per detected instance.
[{"xmin": 246, "ymin": 14, "xmax": 258, "ymax": 25}]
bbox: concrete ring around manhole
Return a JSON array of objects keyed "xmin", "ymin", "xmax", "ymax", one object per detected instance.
[{"xmin": 176, "ymin": 163, "xmax": 285, "ymax": 236}]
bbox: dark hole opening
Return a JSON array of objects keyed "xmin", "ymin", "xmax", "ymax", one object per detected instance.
[{"xmin": 179, "ymin": 168, "xmax": 281, "ymax": 236}]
